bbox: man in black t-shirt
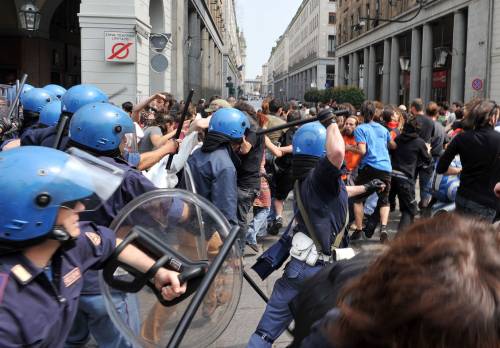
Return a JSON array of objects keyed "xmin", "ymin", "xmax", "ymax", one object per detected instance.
[
  {"xmin": 234, "ymin": 102, "xmax": 266, "ymax": 250},
  {"xmin": 410, "ymin": 98, "xmax": 435, "ymax": 208}
]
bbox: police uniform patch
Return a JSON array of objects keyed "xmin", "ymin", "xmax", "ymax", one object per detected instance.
[
  {"xmin": 85, "ymin": 232, "xmax": 101, "ymax": 246},
  {"xmin": 63, "ymin": 267, "xmax": 81, "ymax": 287},
  {"xmin": 0, "ymin": 273, "xmax": 8, "ymax": 303},
  {"xmin": 11, "ymin": 264, "xmax": 32, "ymax": 284}
]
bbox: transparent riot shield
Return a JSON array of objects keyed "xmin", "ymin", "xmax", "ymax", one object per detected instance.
[{"xmin": 99, "ymin": 189, "xmax": 243, "ymax": 348}]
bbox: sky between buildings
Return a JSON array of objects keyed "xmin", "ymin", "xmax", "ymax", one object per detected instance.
[{"xmin": 237, "ymin": 0, "xmax": 303, "ymax": 79}]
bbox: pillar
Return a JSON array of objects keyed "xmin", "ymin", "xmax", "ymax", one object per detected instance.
[
  {"xmin": 420, "ymin": 23, "xmax": 433, "ymax": 104},
  {"xmin": 201, "ymin": 28, "xmax": 209, "ymax": 97},
  {"xmin": 338, "ymin": 56, "xmax": 346, "ymax": 86},
  {"xmin": 348, "ymin": 54, "xmax": 353, "ymax": 85},
  {"xmin": 363, "ymin": 47, "xmax": 369, "ymax": 96},
  {"xmin": 410, "ymin": 27, "xmax": 422, "ymax": 101},
  {"xmin": 450, "ymin": 10, "xmax": 466, "ymax": 103},
  {"xmin": 382, "ymin": 39, "xmax": 391, "ymax": 103},
  {"xmin": 352, "ymin": 52, "xmax": 360, "ymax": 88},
  {"xmin": 368, "ymin": 46, "xmax": 376, "ymax": 100},
  {"xmin": 188, "ymin": 11, "xmax": 201, "ymax": 97},
  {"xmin": 389, "ymin": 36, "xmax": 400, "ymax": 105}
]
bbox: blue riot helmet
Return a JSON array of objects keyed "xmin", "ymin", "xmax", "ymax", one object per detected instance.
[
  {"xmin": 0, "ymin": 146, "xmax": 124, "ymax": 246},
  {"xmin": 69, "ymin": 102, "xmax": 140, "ymax": 166},
  {"xmin": 20, "ymin": 88, "xmax": 55, "ymax": 115},
  {"xmin": 12, "ymin": 83, "xmax": 34, "ymax": 105},
  {"xmin": 39, "ymin": 99, "xmax": 62, "ymax": 127},
  {"xmin": 43, "ymin": 84, "xmax": 67, "ymax": 99},
  {"xmin": 208, "ymin": 107, "xmax": 249, "ymax": 140},
  {"xmin": 292, "ymin": 121, "xmax": 327, "ymax": 157},
  {"xmin": 61, "ymin": 84, "xmax": 109, "ymax": 115}
]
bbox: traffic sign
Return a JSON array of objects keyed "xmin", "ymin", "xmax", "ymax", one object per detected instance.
[
  {"xmin": 472, "ymin": 78, "xmax": 483, "ymax": 91},
  {"xmin": 105, "ymin": 32, "xmax": 136, "ymax": 63}
]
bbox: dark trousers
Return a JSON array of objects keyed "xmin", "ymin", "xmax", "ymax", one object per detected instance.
[
  {"xmin": 455, "ymin": 194, "xmax": 497, "ymax": 223},
  {"xmin": 236, "ymin": 187, "xmax": 259, "ymax": 249},
  {"xmin": 391, "ymin": 176, "xmax": 418, "ymax": 232}
]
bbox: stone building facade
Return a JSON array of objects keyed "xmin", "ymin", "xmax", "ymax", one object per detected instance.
[
  {"xmin": 265, "ymin": 0, "xmax": 337, "ymax": 101},
  {"xmin": 0, "ymin": 0, "xmax": 245, "ymax": 105},
  {"xmin": 335, "ymin": 0, "xmax": 496, "ymax": 105}
]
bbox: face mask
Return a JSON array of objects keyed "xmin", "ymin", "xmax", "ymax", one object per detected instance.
[{"xmin": 124, "ymin": 150, "xmax": 141, "ymax": 167}]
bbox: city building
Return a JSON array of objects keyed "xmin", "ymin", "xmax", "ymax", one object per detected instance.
[
  {"xmin": 0, "ymin": 0, "xmax": 245, "ymax": 105},
  {"xmin": 488, "ymin": 0, "xmax": 499, "ymax": 101},
  {"xmin": 265, "ymin": 0, "xmax": 337, "ymax": 101},
  {"xmin": 243, "ymin": 76, "xmax": 262, "ymax": 97},
  {"xmin": 260, "ymin": 63, "xmax": 269, "ymax": 96},
  {"xmin": 335, "ymin": 0, "xmax": 496, "ymax": 106}
]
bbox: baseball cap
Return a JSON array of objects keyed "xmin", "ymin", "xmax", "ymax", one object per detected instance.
[{"xmin": 205, "ymin": 99, "xmax": 231, "ymax": 113}]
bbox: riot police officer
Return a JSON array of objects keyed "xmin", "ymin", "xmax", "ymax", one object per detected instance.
[
  {"xmin": 17, "ymin": 87, "xmax": 56, "ymax": 135},
  {"xmin": 248, "ymin": 111, "xmax": 383, "ymax": 348},
  {"xmin": 186, "ymin": 107, "xmax": 249, "ymax": 227},
  {"xmin": 21, "ymin": 84, "xmax": 109, "ymax": 148},
  {"xmin": 64, "ymin": 102, "xmax": 181, "ymax": 348},
  {"xmin": 43, "ymin": 84, "xmax": 67, "ymax": 100},
  {"xmin": 39, "ymin": 99, "xmax": 62, "ymax": 128},
  {"xmin": 0, "ymin": 146, "xmax": 185, "ymax": 348}
]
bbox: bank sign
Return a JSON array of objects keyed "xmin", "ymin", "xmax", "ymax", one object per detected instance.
[{"xmin": 105, "ymin": 32, "xmax": 136, "ymax": 63}]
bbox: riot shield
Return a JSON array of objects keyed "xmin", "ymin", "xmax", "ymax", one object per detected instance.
[{"xmin": 99, "ymin": 189, "xmax": 243, "ymax": 347}]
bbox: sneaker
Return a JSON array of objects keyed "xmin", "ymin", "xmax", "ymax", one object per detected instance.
[
  {"xmin": 363, "ymin": 221, "xmax": 378, "ymax": 239},
  {"xmin": 379, "ymin": 226, "xmax": 389, "ymax": 244},
  {"xmin": 351, "ymin": 229, "xmax": 363, "ymax": 241},
  {"xmin": 268, "ymin": 217, "xmax": 283, "ymax": 236}
]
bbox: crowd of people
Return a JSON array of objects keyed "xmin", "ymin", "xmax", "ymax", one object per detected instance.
[{"xmin": 0, "ymin": 80, "xmax": 499, "ymax": 348}]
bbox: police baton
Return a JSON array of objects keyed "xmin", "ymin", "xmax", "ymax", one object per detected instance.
[
  {"xmin": 6, "ymin": 74, "xmax": 27, "ymax": 123},
  {"xmin": 165, "ymin": 89, "xmax": 194, "ymax": 170},
  {"xmin": 256, "ymin": 108, "xmax": 350, "ymax": 135},
  {"xmin": 52, "ymin": 113, "xmax": 70, "ymax": 149}
]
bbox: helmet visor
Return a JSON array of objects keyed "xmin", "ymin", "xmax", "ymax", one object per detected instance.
[
  {"xmin": 54, "ymin": 148, "xmax": 125, "ymax": 211},
  {"xmin": 121, "ymin": 132, "xmax": 139, "ymax": 154}
]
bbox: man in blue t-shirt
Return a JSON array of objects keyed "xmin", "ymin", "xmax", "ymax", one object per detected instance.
[{"xmin": 352, "ymin": 100, "xmax": 396, "ymax": 242}]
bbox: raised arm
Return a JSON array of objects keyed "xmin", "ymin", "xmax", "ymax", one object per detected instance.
[{"xmin": 326, "ymin": 121, "xmax": 345, "ymax": 169}]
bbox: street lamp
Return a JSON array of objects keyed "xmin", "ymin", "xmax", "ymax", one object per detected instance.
[{"xmin": 18, "ymin": 0, "xmax": 41, "ymax": 32}]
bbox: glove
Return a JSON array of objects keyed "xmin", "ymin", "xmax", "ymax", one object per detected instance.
[
  {"xmin": 317, "ymin": 109, "xmax": 336, "ymax": 127},
  {"xmin": 363, "ymin": 179, "xmax": 386, "ymax": 194}
]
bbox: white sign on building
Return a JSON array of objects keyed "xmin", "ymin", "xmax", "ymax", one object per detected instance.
[{"xmin": 104, "ymin": 31, "xmax": 136, "ymax": 63}]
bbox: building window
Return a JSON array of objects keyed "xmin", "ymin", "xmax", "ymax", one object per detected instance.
[
  {"xmin": 328, "ymin": 35, "xmax": 336, "ymax": 56},
  {"xmin": 329, "ymin": 12, "xmax": 336, "ymax": 25}
]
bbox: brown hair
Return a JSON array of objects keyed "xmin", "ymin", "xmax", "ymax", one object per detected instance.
[
  {"xmin": 338, "ymin": 103, "xmax": 356, "ymax": 116},
  {"xmin": 426, "ymin": 101, "xmax": 440, "ymax": 117},
  {"xmin": 261, "ymin": 99, "xmax": 271, "ymax": 115},
  {"xmin": 329, "ymin": 214, "xmax": 500, "ymax": 348},
  {"xmin": 462, "ymin": 98, "xmax": 499, "ymax": 130}
]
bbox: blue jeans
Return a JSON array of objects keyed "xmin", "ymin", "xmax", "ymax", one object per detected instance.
[
  {"xmin": 65, "ymin": 292, "xmax": 140, "ymax": 348},
  {"xmin": 246, "ymin": 207, "xmax": 270, "ymax": 245},
  {"xmin": 247, "ymin": 258, "xmax": 323, "ymax": 348}
]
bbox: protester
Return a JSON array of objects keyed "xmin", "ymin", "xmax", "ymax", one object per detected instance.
[
  {"xmin": 436, "ymin": 99, "xmax": 500, "ymax": 222},
  {"xmin": 351, "ymin": 101, "xmax": 396, "ymax": 242},
  {"xmin": 267, "ymin": 110, "xmax": 300, "ymax": 236},
  {"xmin": 410, "ymin": 98, "xmax": 435, "ymax": 209},
  {"xmin": 341, "ymin": 115, "xmax": 362, "ymax": 184},
  {"xmin": 391, "ymin": 117, "xmax": 432, "ymax": 231},
  {"xmin": 138, "ymin": 113, "xmax": 176, "ymax": 153},
  {"xmin": 233, "ymin": 102, "xmax": 266, "ymax": 251}
]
